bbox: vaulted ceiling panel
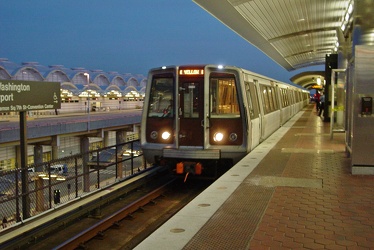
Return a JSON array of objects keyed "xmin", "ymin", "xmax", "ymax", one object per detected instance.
[{"xmin": 193, "ymin": 0, "xmax": 350, "ymax": 71}]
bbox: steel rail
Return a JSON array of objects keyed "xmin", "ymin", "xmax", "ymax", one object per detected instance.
[
  {"xmin": 54, "ymin": 178, "xmax": 176, "ymax": 250},
  {"xmin": 0, "ymin": 166, "xmax": 167, "ymax": 250}
]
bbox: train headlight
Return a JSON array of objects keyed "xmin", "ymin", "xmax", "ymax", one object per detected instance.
[
  {"xmin": 161, "ymin": 131, "xmax": 171, "ymax": 140},
  {"xmin": 229, "ymin": 133, "xmax": 238, "ymax": 142},
  {"xmin": 150, "ymin": 131, "xmax": 158, "ymax": 139},
  {"xmin": 213, "ymin": 132, "xmax": 224, "ymax": 142}
]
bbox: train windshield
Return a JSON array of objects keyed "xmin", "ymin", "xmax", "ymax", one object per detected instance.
[
  {"xmin": 210, "ymin": 75, "xmax": 240, "ymax": 117},
  {"xmin": 147, "ymin": 76, "xmax": 174, "ymax": 118}
]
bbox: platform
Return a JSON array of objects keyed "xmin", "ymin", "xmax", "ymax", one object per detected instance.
[{"xmin": 135, "ymin": 105, "xmax": 374, "ymax": 249}]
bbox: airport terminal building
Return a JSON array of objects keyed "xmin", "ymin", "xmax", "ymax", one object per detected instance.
[{"xmin": 0, "ymin": 58, "xmax": 146, "ymax": 170}]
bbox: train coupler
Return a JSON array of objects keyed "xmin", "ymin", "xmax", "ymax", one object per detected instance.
[
  {"xmin": 175, "ymin": 162, "xmax": 203, "ymax": 182},
  {"xmin": 176, "ymin": 161, "xmax": 203, "ymax": 179}
]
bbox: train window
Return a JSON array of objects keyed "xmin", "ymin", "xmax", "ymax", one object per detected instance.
[
  {"xmin": 244, "ymin": 81, "xmax": 259, "ymax": 119},
  {"xmin": 289, "ymin": 89, "xmax": 295, "ymax": 104},
  {"xmin": 282, "ymin": 89, "xmax": 289, "ymax": 107},
  {"xmin": 293, "ymin": 90, "xmax": 296, "ymax": 103},
  {"xmin": 267, "ymin": 86, "xmax": 275, "ymax": 111},
  {"xmin": 181, "ymin": 81, "xmax": 200, "ymax": 118},
  {"xmin": 147, "ymin": 76, "xmax": 174, "ymax": 118},
  {"xmin": 260, "ymin": 85, "xmax": 270, "ymax": 114},
  {"xmin": 280, "ymin": 89, "xmax": 285, "ymax": 107},
  {"xmin": 210, "ymin": 75, "xmax": 240, "ymax": 117},
  {"xmin": 270, "ymin": 87, "xmax": 279, "ymax": 110},
  {"xmin": 284, "ymin": 90, "xmax": 287, "ymax": 105}
]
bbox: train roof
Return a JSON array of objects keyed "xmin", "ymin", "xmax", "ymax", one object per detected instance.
[{"xmin": 149, "ymin": 64, "xmax": 308, "ymax": 90}]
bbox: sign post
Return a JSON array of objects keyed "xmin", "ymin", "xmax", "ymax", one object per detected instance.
[{"xmin": 0, "ymin": 80, "xmax": 61, "ymax": 220}]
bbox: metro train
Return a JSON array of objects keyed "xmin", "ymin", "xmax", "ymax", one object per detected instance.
[{"xmin": 140, "ymin": 65, "xmax": 309, "ymax": 179}]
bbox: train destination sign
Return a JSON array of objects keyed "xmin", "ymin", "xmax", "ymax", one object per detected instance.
[
  {"xmin": 0, "ymin": 80, "xmax": 61, "ymax": 112},
  {"xmin": 179, "ymin": 69, "xmax": 204, "ymax": 75}
]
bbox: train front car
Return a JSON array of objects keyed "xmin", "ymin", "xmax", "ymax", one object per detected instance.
[{"xmin": 141, "ymin": 65, "xmax": 247, "ymax": 179}]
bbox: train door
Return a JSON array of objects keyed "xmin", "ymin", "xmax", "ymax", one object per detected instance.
[
  {"xmin": 178, "ymin": 78, "xmax": 204, "ymax": 147},
  {"xmin": 245, "ymin": 81, "xmax": 261, "ymax": 149}
]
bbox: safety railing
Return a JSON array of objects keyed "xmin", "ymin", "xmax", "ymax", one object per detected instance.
[{"xmin": 0, "ymin": 140, "xmax": 145, "ymax": 230}]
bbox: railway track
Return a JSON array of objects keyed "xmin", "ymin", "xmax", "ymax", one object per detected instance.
[
  {"xmin": 0, "ymin": 166, "xmax": 169, "ymax": 250},
  {"xmin": 54, "ymin": 178, "xmax": 176, "ymax": 250},
  {"xmin": 55, "ymin": 179, "xmax": 209, "ymax": 249},
  {"xmin": 12, "ymin": 168, "xmax": 210, "ymax": 250}
]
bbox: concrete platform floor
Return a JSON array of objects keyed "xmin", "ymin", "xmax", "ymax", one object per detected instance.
[{"xmin": 185, "ymin": 106, "xmax": 374, "ymax": 249}]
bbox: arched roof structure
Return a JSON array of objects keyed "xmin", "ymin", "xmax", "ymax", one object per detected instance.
[
  {"xmin": 13, "ymin": 66, "xmax": 44, "ymax": 81},
  {"xmin": 0, "ymin": 58, "xmax": 147, "ymax": 97},
  {"xmin": 61, "ymin": 82, "xmax": 79, "ymax": 91},
  {"xmin": 139, "ymin": 78, "xmax": 147, "ymax": 88},
  {"xmin": 0, "ymin": 66, "xmax": 11, "ymax": 80},
  {"xmin": 0, "ymin": 58, "xmax": 20, "ymax": 76},
  {"xmin": 90, "ymin": 70, "xmax": 111, "ymax": 88},
  {"xmin": 106, "ymin": 84, "xmax": 122, "ymax": 92},
  {"xmin": 45, "ymin": 66, "xmax": 70, "ymax": 83},
  {"xmin": 122, "ymin": 74, "xmax": 139, "ymax": 87},
  {"xmin": 290, "ymin": 71, "xmax": 325, "ymax": 89},
  {"xmin": 123, "ymin": 86, "xmax": 137, "ymax": 93},
  {"xmin": 110, "ymin": 75, "xmax": 127, "ymax": 89}
]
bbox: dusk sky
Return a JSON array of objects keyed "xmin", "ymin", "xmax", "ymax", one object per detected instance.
[{"xmin": 0, "ymin": 0, "xmax": 323, "ymax": 83}]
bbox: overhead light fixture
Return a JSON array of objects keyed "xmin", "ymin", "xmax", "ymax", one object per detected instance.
[
  {"xmin": 348, "ymin": 3, "xmax": 353, "ymax": 14},
  {"xmin": 341, "ymin": 23, "xmax": 346, "ymax": 32},
  {"xmin": 341, "ymin": 0, "xmax": 354, "ymax": 35}
]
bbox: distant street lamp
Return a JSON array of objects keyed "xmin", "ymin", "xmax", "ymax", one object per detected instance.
[{"xmin": 83, "ymin": 73, "xmax": 90, "ymax": 131}]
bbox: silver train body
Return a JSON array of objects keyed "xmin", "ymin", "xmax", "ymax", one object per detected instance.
[{"xmin": 141, "ymin": 65, "xmax": 309, "ymax": 177}]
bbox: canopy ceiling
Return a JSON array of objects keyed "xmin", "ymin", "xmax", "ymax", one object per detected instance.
[{"xmin": 193, "ymin": 0, "xmax": 351, "ymax": 71}]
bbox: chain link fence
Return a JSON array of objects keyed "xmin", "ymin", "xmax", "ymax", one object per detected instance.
[{"xmin": 0, "ymin": 140, "xmax": 146, "ymax": 230}]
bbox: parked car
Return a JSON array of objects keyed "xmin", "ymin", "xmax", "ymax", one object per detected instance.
[
  {"xmin": 49, "ymin": 164, "xmax": 68, "ymax": 174},
  {"xmin": 123, "ymin": 142, "xmax": 142, "ymax": 157}
]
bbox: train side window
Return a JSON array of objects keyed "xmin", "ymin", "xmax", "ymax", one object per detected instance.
[
  {"xmin": 147, "ymin": 76, "xmax": 174, "ymax": 118},
  {"xmin": 260, "ymin": 85, "xmax": 270, "ymax": 114},
  {"xmin": 280, "ymin": 89, "xmax": 285, "ymax": 107},
  {"xmin": 288, "ymin": 89, "xmax": 294, "ymax": 104},
  {"xmin": 244, "ymin": 81, "xmax": 259, "ymax": 119},
  {"xmin": 292, "ymin": 90, "xmax": 296, "ymax": 103},
  {"xmin": 270, "ymin": 86, "xmax": 279, "ymax": 110},
  {"xmin": 210, "ymin": 76, "xmax": 240, "ymax": 117},
  {"xmin": 267, "ymin": 86, "xmax": 275, "ymax": 111},
  {"xmin": 282, "ymin": 89, "xmax": 289, "ymax": 107},
  {"xmin": 285, "ymin": 89, "xmax": 289, "ymax": 106}
]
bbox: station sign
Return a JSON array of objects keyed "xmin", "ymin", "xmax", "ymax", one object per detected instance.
[{"xmin": 0, "ymin": 80, "xmax": 61, "ymax": 112}]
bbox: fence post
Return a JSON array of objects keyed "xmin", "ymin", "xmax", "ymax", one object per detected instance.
[
  {"xmin": 75, "ymin": 157, "xmax": 79, "ymax": 198},
  {"xmin": 35, "ymin": 178, "xmax": 45, "ymax": 212},
  {"xmin": 117, "ymin": 156, "xmax": 123, "ymax": 179}
]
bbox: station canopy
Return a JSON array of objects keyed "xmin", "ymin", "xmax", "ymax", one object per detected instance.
[{"xmin": 193, "ymin": 0, "xmax": 350, "ymax": 71}]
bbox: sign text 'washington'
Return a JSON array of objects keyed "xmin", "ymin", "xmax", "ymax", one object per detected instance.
[{"xmin": 0, "ymin": 80, "xmax": 61, "ymax": 111}]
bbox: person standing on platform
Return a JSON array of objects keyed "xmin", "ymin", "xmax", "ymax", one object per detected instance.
[
  {"xmin": 314, "ymin": 91, "xmax": 321, "ymax": 112},
  {"xmin": 318, "ymin": 92, "xmax": 325, "ymax": 116}
]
